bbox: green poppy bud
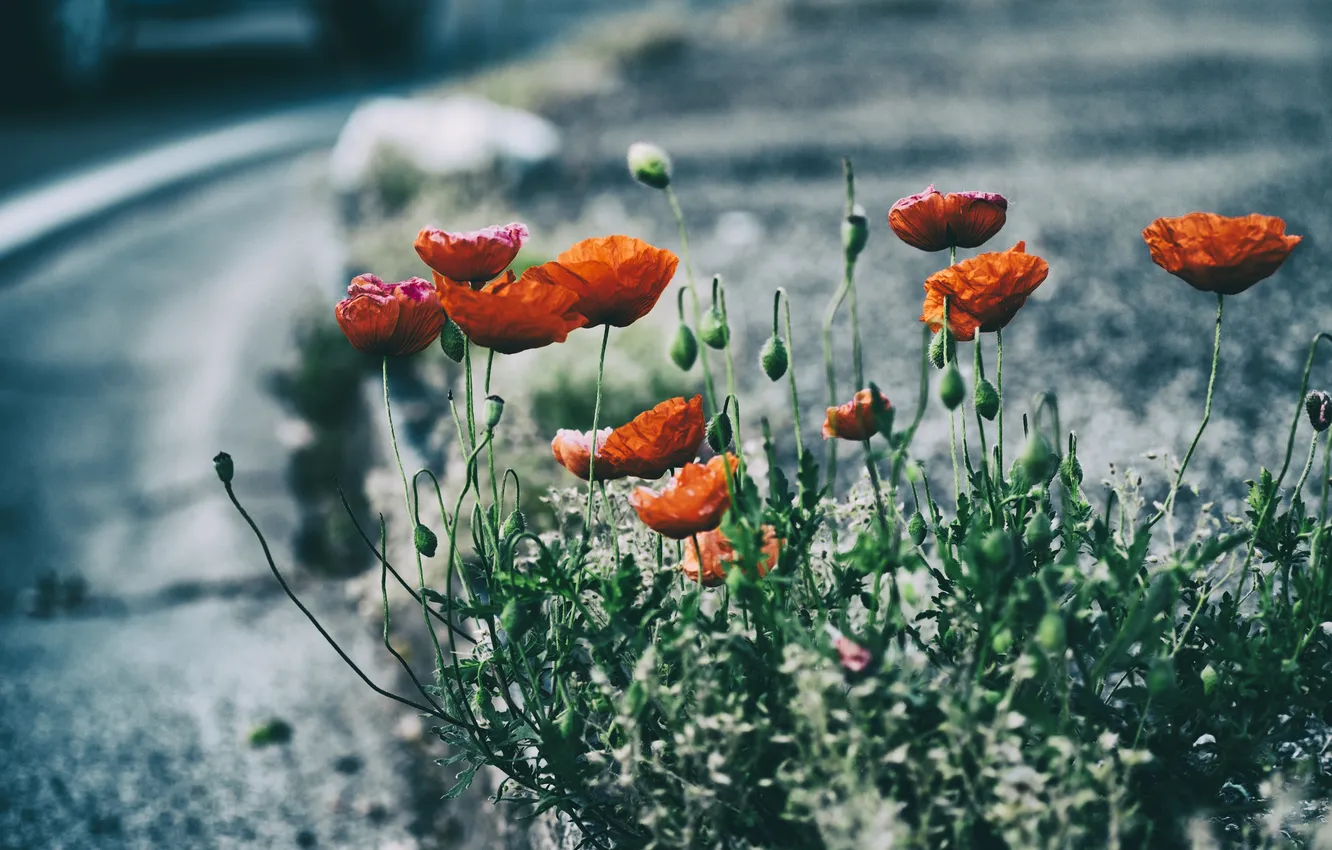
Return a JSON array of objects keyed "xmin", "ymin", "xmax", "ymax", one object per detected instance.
[
  {"xmin": 1200, "ymin": 663, "xmax": 1218, "ymax": 695},
  {"xmin": 706, "ymin": 411, "xmax": 733, "ymax": 453},
  {"xmin": 1036, "ymin": 612, "xmax": 1065, "ymax": 655},
  {"xmin": 928, "ymin": 329, "xmax": 955, "ymax": 370},
  {"xmin": 414, "ymin": 523, "xmax": 438, "ymax": 558},
  {"xmin": 501, "ymin": 509, "xmax": 526, "ymax": 540},
  {"xmin": 991, "ymin": 627, "xmax": 1013, "ymax": 655},
  {"xmin": 699, "ymin": 307, "xmax": 729, "ymax": 349},
  {"xmin": 1059, "ymin": 451, "xmax": 1083, "ymax": 488},
  {"xmin": 842, "ymin": 204, "xmax": 869, "ymax": 261},
  {"xmin": 439, "ymin": 318, "xmax": 466, "ymax": 363},
  {"xmin": 500, "ymin": 597, "xmax": 532, "ymax": 640},
  {"xmin": 1024, "ymin": 508, "xmax": 1053, "ymax": 549},
  {"xmin": 975, "ymin": 378, "xmax": 999, "ymax": 421},
  {"xmin": 670, "ymin": 324, "xmax": 699, "ymax": 371},
  {"xmin": 979, "ymin": 529, "xmax": 1010, "ymax": 569},
  {"xmin": 627, "ymin": 141, "xmax": 672, "ymax": 190},
  {"xmin": 1018, "ymin": 433, "xmax": 1058, "ymax": 484},
  {"xmin": 907, "ymin": 512, "xmax": 927, "ymax": 546},
  {"xmin": 213, "ymin": 451, "xmax": 234, "ymax": 484},
  {"xmin": 484, "ymin": 395, "xmax": 505, "ymax": 431},
  {"xmin": 939, "ymin": 363, "xmax": 965, "ymax": 410},
  {"xmin": 760, "ymin": 335, "xmax": 788, "ymax": 381}
]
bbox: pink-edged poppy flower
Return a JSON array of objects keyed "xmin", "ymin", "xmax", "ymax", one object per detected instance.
[
  {"xmin": 415, "ymin": 222, "xmax": 529, "ymax": 286},
  {"xmin": 334, "ymin": 274, "xmax": 445, "ymax": 357},
  {"xmin": 889, "ymin": 185, "xmax": 1008, "ymax": 252}
]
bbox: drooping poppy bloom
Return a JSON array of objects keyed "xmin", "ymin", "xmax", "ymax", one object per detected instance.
[
  {"xmin": 551, "ymin": 428, "xmax": 614, "ymax": 480},
  {"xmin": 823, "ymin": 387, "xmax": 892, "ymax": 441},
  {"xmin": 554, "ymin": 235, "xmax": 680, "ymax": 327},
  {"xmin": 888, "ymin": 185, "xmax": 1008, "ymax": 253},
  {"xmin": 434, "ymin": 263, "xmax": 588, "ymax": 354},
  {"xmin": 921, "ymin": 241, "xmax": 1049, "ymax": 342},
  {"xmin": 551, "ymin": 396, "xmax": 705, "ymax": 481},
  {"xmin": 629, "ymin": 454, "xmax": 737, "ymax": 539},
  {"xmin": 334, "ymin": 274, "xmax": 445, "ymax": 357},
  {"xmin": 415, "ymin": 222, "xmax": 529, "ymax": 286},
  {"xmin": 681, "ymin": 525, "xmax": 781, "ymax": 587},
  {"xmin": 1142, "ymin": 212, "xmax": 1301, "ymax": 295}
]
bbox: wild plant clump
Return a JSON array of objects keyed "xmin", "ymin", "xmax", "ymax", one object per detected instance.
[{"xmin": 218, "ymin": 145, "xmax": 1332, "ymax": 848}]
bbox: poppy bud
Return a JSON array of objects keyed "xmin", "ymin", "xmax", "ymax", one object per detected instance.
[
  {"xmin": 974, "ymin": 378, "xmax": 999, "ymax": 421},
  {"xmin": 928, "ymin": 329, "xmax": 955, "ymax": 370},
  {"xmin": 414, "ymin": 523, "xmax": 438, "ymax": 558},
  {"xmin": 1018, "ymin": 433, "xmax": 1058, "ymax": 484},
  {"xmin": 1200, "ymin": 662, "xmax": 1219, "ymax": 695},
  {"xmin": 439, "ymin": 317, "xmax": 467, "ymax": 363},
  {"xmin": 213, "ymin": 451, "xmax": 234, "ymax": 484},
  {"xmin": 501, "ymin": 597, "xmax": 533, "ymax": 640},
  {"xmin": 627, "ymin": 141, "xmax": 672, "ymax": 190},
  {"xmin": 1307, "ymin": 391, "xmax": 1332, "ymax": 432},
  {"xmin": 501, "ymin": 509, "xmax": 526, "ymax": 540},
  {"xmin": 907, "ymin": 512, "xmax": 927, "ymax": 546},
  {"xmin": 669, "ymin": 324, "xmax": 699, "ymax": 371},
  {"xmin": 1059, "ymin": 451, "xmax": 1083, "ymax": 488},
  {"xmin": 939, "ymin": 363, "xmax": 965, "ymax": 410},
  {"xmin": 760, "ymin": 335, "xmax": 788, "ymax": 381},
  {"xmin": 991, "ymin": 627, "xmax": 1013, "ymax": 655},
  {"xmin": 978, "ymin": 529, "xmax": 1010, "ymax": 570},
  {"xmin": 842, "ymin": 204, "xmax": 869, "ymax": 261},
  {"xmin": 484, "ymin": 395, "xmax": 505, "ymax": 431},
  {"xmin": 706, "ymin": 411, "xmax": 733, "ymax": 453},
  {"xmin": 699, "ymin": 306, "xmax": 729, "ymax": 349},
  {"xmin": 1024, "ymin": 508, "xmax": 1053, "ymax": 549},
  {"xmin": 1036, "ymin": 612, "xmax": 1065, "ymax": 655}
]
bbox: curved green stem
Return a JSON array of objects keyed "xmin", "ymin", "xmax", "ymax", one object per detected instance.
[
  {"xmin": 583, "ymin": 324, "xmax": 612, "ymax": 542},
  {"xmin": 666, "ymin": 185, "xmax": 719, "ymax": 413},
  {"xmin": 1162, "ymin": 293, "xmax": 1223, "ymax": 518},
  {"xmin": 778, "ymin": 288, "xmax": 805, "ymax": 460},
  {"xmin": 996, "ymin": 329, "xmax": 1005, "ymax": 478}
]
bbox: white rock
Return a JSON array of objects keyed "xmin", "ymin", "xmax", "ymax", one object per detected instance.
[
  {"xmin": 329, "ymin": 94, "xmax": 561, "ymax": 193},
  {"xmin": 1193, "ymin": 733, "xmax": 1217, "ymax": 747}
]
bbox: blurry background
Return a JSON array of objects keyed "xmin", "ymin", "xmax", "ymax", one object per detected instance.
[{"xmin": 1, "ymin": 0, "xmax": 1330, "ymax": 847}]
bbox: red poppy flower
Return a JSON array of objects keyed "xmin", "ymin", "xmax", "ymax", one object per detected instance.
[
  {"xmin": 921, "ymin": 241, "xmax": 1049, "ymax": 342},
  {"xmin": 554, "ymin": 235, "xmax": 680, "ymax": 327},
  {"xmin": 415, "ymin": 222, "xmax": 529, "ymax": 286},
  {"xmin": 434, "ymin": 263, "xmax": 588, "ymax": 354},
  {"xmin": 1142, "ymin": 212, "xmax": 1301, "ymax": 295},
  {"xmin": 629, "ymin": 454, "xmax": 737, "ymax": 539},
  {"xmin": 823, "ymin": 387, "xmax": 892, "ymax": 441},
  {"xmin": 889, "ymin": 185, "xmax": 1008, "ymax": 253},
  {"xmin": 681, "ymin": 525, "xmax": 781, "ymax": 587},
  {"xmin": 552, "ymin": 396, "xmax": 706, "ymax": 482},
  {"xmin": 334, "ymin": 274, "xmax": 445, "ymax": 357},
  {"xmin": 551, "ymin": 428, "xmax": 614, "ymax": 481},
  {"xmin": 825, "ymin": 625, "xmax": 873, "ymax": 673}
]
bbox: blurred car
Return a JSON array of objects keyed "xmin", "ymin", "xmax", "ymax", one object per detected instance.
[{"xmin": 0, "ymin": 0, "xmax": 439, "ymax": 95}]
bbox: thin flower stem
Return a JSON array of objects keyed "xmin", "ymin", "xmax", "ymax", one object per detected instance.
[
  {"xmin": 1162, "ymin": 293, "xmax": 1224, "ymax": 519},
  {"xmin": 717, "ymin": 284, "xmax": 743, "ymax": 455},
  {"xmin": 666, "ymin": 185, "xmax": 719, "ymax": 413},
  {"xmin": 485, "ymin": 348, "xmax": 501, "ymax": 518},
  {"xmin": 464, "ymin": 341, "xmax": 477, "ymax": 452},
  {"xmin": 1294, "ymin": 432, "xmax": 1320, "ymax": 502},
  {"xmin": 843, "ymin": 161, "xmax": 865, "ymax": 391},
  {"xmin": 1316, "ymin": 429, "xmax": 1332, "ymax": 574},
  {"xmin": 996, "ymin": 329, "xmax": 1005, "ymax": 479},
  {"xmin": 973, "ymin": 341, "xmax": 991, "ymax": 483},
  {"xmin": 891, "ymin": 324, "xmax": 932, "ymax": 485},
  {"xmin": 949, "ymin": 411, "xmax": 961, "ymax": 501},
  {"xmin": 378, "ymin": 518, "xmax": 449, "ymax": 716},
  {"xmin": 778, "ymin": 288, "xmax": 805, "ymax": 460},
  {"xmin": 583, "ymin": 324, "xmax": 612, "ymax": 542},
  {"xmin": 221, "ymin": 478, "xmax": 446, "ymax": 720}
]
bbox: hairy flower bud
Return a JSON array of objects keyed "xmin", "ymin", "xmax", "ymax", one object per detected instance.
[
  {"xmin": 928, "ymin": 329, "xmax": 955, "ymax": 369},
  {"xmin": 670, "ymin": 324, "xmax": 699, "ymax": 371},
  {"xmin": 439, "ymin": 317, "xmax": 467, "ymax": 363},
  {"xmin": 627, "ymin": 141, "xmax": 672, "ymax": 190},
  {"xmin": 907, "ymin": 512, "xmax": 927, "ymax": 546},
  {"xmin": 842, "ymin": 204, "xmax": 869, "ymax": 261},
  {"xmin": 974, "ymin": 378, "xmax": 999, "ymax": 421},
  {"xmin": 213, "ymin": 451, "xmax": 234, "ymax": 484},
  {"xmin": 1036, "ymin": 612, "xmax": 1066, "ymax": 654},
  {"xmin": 414, "ymin": 523, "xmax": 438, "ymax": 558},
  {"xmin": 1307, "ymin": 390, "xmax": 1332, "ymax": 432},
  {"xmin": 699, "ymin": 306, "xmax": 729, "ymax": 349},
  {"xmin": 760, "ymin": 335, "xmax": 788, "ymax": 381},
  {"xmin": 1059, "ymin": 450, "xmax": 1083, "ymax": 488},
  {"xmin": 501, "ymin": 509, "xmax": 526, "ymax": 540},
  {"xmin": 484, "ymin": 395, "xmax": 505, "ymax": 431},
  {"xmin": 1018, "ymin": 433, "xmax": 1058, "ymax": 484},
  {"xmin": 1024, "ymin": 508, "xmax": 1053, "ymax": 549},
  {"xmin": 939, "ymin": 363, "xmax": 965, "ymax": 410},
  {"xmin": 706, "ymin": 411, "xmax": 733, "ymax": 453}
]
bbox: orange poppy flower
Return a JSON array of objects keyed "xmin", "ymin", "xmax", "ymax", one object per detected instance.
[
  {"xmin": 1142, "ymin": 212, "xmax": 1301, "ymax": 295},
  {"xmin": 629, "ymin": 454, "xmax": 737, "ymax": 539},
  {"xmin": 554, "ymin": 235, "xmax": 680, "ymax": 327},
  {"xmin": 415, "ymin": 222, "xmax": 529, "ymax": 286},
  {"xmin": 552, "ymin": 396, "xmax": 706, "ymax": 481},
  {"xmin": 921, "ymin": 241, "xmax": 1049, "ymax": 342},
  {"xmin": 822, "ymin": 387, "xmax": 892, "ymax": 441},
  {"xmin": 334, "ymin": 275, "xmax": 445, "ymax": 357},
  {"xmin": 888, "ymin": 185, "xmax": 1008, "ymax": 253},
  {"xmin": 681, "ymin": 525, "xmax": 781, "ymax": 587},
  {"xmin": 434, "ymin": 263, "xmax": 588, "ymax": 354}
]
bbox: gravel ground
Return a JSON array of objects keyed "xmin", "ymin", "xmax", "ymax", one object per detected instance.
[{"xmin": 485, "ymin": 0, "xmax": 1332, "ymax": 508}]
